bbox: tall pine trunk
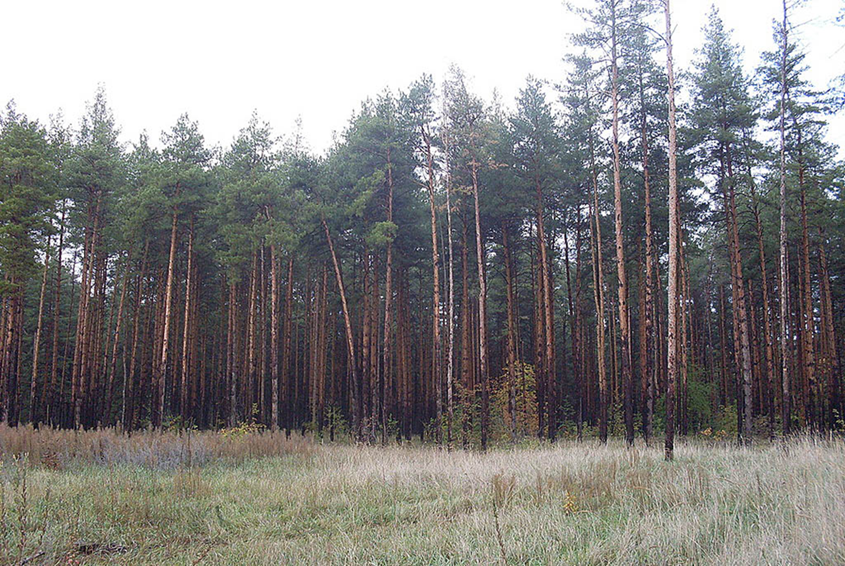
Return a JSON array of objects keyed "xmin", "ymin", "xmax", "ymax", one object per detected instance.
[
  {"xmin": 471, "ymin": 162, "xmax": 490, "ymax": 450},
  {"xmin": 588, "ymin": 125, "xmax": 608, "ymax": 444},
  {"xmin": 503, "ymin": 224, "xmax": 518, "ymax": 442},
  {"xmin": 46, "ymin": 202, "xmax": 67, "ymax": 424},
  {"xmin": 383, "ymin": 150, "xmax": 395, "ymax": 444},
  {"xmin": 29, "ymin": 238, "xmax": 51, "ymax": 423},
  {"xmin": 422, "ymin": 127, "xmax": 443, "ymax": 444},
  {"xmin": 156, "ymin": 205, "xmax": 179, "ymax": 427},
  {"xmin": 610, "ymin": 0, "xmax": 634, "ymax": 448},
  {"xmin": 665, "ymin": 0, "xmax": 680, "ymax": 460},
  {"xmin": 777, "ymin": 0, "xmax": 791, "ymax": 436},
  {"xmin": 105, "ymin": 250, "xmax": 131, "ymax": 425}
]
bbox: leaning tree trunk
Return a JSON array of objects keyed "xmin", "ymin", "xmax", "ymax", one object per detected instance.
[
  {"xmin": 323, "ymin": 218, "xmax": 360, "ymax": 439},
  {"xmin": 156, "ymin": 205, "xmax": 179, "ymax": 427}
]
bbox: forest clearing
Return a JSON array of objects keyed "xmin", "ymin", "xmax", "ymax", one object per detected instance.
[{"xmin": 1, "ymin": 426, "xmax": 844, "ymax": 565}]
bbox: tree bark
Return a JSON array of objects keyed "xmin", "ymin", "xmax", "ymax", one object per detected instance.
[
  {"xmin": 609, "ymin": 0, "xmax": 634, "ymax": 448},
  {"xmin": 105, "ymin": 249, "xmax": 131, "ymax": 425},
  {"xmin": 123, "ymin": 243, "xmax": 148, "ymax": 430},
  {"xmin": 180, "ymin": 218, "xmax": 195, "ymax": 421},
  {"xmin": 723, "ymin": 147, "xmax": 753, "ymax": 445},
  {"xmin": 535, "ymin": 174, "xmax": 556, "ymax": 441},
  {"xmin": 471, "ymin": 161, "xmax": 490, "ymax": 450},
  {"xmin": 587, "ymin": 116, "xmax": 608, "ymax": 444},
  {"xmin": 29, "ymin": 238, "xmax": 51, "ymax": 423},
  {"xmin": 745, "ymin": 143, "xmax": 776, "ymax": 438},
  {"xmin": 777, "ymin": 0, "xmax": 791, "ymax": 436},
  {"xmin": 156, "ymin": 205, "xmax": 179, "ymax": 427},
  {"xmin": 818, "ymin": 231, "xmax": 840, "ymax": 429},
  {"xmin": 503, "ymin": 224, "xmax": 518, "ymax": 442},
  {"xmin": 383, "ymin": 149, "xmax": 395, "ymax": 444},
  {"xmin": 323, "ymin": 218, "xmax": 360, "ymax": 439},
  {"xmin": 444, "ymin": 140, "xmax": 456, "ymax": 448},
  {"xmin": 665, "ymin": 0, "xmax": 680, "ymax": 460},
  {"xmin": 283, "ymin": 257, "xmax": 294, "ymax": 432},
  {"xmin": 421, "ymin": 126, "xmax": 443, "ymax": 444},
  {"xmin": 269, "ymin": 241, "xmax": 280, "ymax": 430}
]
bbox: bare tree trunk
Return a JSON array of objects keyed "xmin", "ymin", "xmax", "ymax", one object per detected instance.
[
  {"xmin": 282, "ymin": 257, "xmax": 294, "ymax": 432},
  {"xmin": 105, "ymin": 249, "xmax": 131, "ymax": 425},
  {"xmin": 180, "ymin": 218, "xmax": 195, "ymax": 421},
  {"xmin": 383, "ymin": 150, "xmax": 395, "ymax": 444},
  {"xmin": 471, "ymin": 162, "xmax": 490, "ymax": 450},
  {"xmin": 665, "ymin": 0, "xmax": 680, "ymax": 460},
  {"xmin": 535, "ymin": 175, "xmax": 556, "ymax": 441},
  {"xmin": 156, "ymin": 205, "xmax": 179, "ymax": 427},
  {"xmin": 29, "ymin": 238, "xmax": 51, "ymax": 423},
  {"xmin": 567, "ymin": 214, "xmax": 585, "ymax": 441},
  {"xmin": 745, "ymin": 144, "xmax": 776, "ymax": 439},
  {"xmin": 680, "ymin": 242, "xmax": 690, "ymax": 436},
  {"xmin": 798, "ymin": 151, "xmax": 815, "ymax": 427},
  {"xmin": 778, "ymin": 0, "xmax": 791, "ymax": 436},
  {"xmin": 73, "ymin": 196, "xmax": 102, "ymax": 428},
  {"xmin": 323, "ymin": 218, "xmax": 360, "ymax": 439},
  {"xmin": 609, "ymin": 0, "xmax": 634, "ymax": 447},
  {"xmin": 227, "ymin": 281, "xmax": 237, "ymax": 427},
  {"xmin": 46, "ymin": 202, "xmax": 67, "ymax": 424},
  {"xmin": 639, "ymin": 66, "xmax": 656, "ymax": 446},
  {"xmin": 587, "ymin": 124, "xmax": 608, "ymax": 444},
  {"xmin": 533, "ymin": 241, "xmax": 546, "ymax": 438},
  {"xmin": 421, "ymin": 127, "xmax": 443, "ymax": 444},
  {"xmin": 123, "ymin": 243, "xmax": 148, "ymax": 430},
  {"xmin": 818, "ymin": 231, "xmax": 840, "ymax": 429},
  {"xmin": 270, "ymin": 241, "xmax": 280, "ymax": 430},
  {"xmin": 460, "ymin": 220, "xmax": 471, "ymax": 447},
  {"xmin": 444, "ymin": 142, "xmax": 456, "ymax": 448},
  {"xmin": 503, "ymin": 224, "xmax": 518, "ymax": 442},
  {"xmin": 723, "ymin": 147, "xmax": 754, "ymax": 444}
]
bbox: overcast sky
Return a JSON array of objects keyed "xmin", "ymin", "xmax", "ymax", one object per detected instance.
[{"xmin": 2, "ymin": 0, "xmax": 842, "ymax": 155}]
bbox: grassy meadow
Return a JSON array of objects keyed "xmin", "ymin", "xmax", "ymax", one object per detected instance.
[{"xmin": 0, "ymin": 426, "xmax": 844, "ymax": 565}]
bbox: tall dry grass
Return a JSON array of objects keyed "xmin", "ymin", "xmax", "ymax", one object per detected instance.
[
  {"xmin": 0, "ymin": 424, "xmax": 315, "ymax": 470},
  {"xmin": 0, "ymin": 428, "xmax": 843, "ymax": 565}
]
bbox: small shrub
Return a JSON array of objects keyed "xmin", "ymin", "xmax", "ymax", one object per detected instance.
[{"xmin": 220, "ymin": 420, "xmax": 265, "ymax": 440}]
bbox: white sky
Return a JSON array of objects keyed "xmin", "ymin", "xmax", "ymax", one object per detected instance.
[{"xmin": 2, "ymin": 0, "xmax": 842, "ymax": 155}]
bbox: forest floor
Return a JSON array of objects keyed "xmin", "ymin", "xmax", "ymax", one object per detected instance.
[{"xmin": 0, "ymin": 427, "xmax": 843, "ymax": 565}]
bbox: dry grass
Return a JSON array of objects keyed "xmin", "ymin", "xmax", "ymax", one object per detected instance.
[
  {"xmin": 0, "ymin": 425, "xmax": 315, "ymax": 470},
  {"xmin": 1, "ymin": 427, "xmax": 843, "ymax": 565}
]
